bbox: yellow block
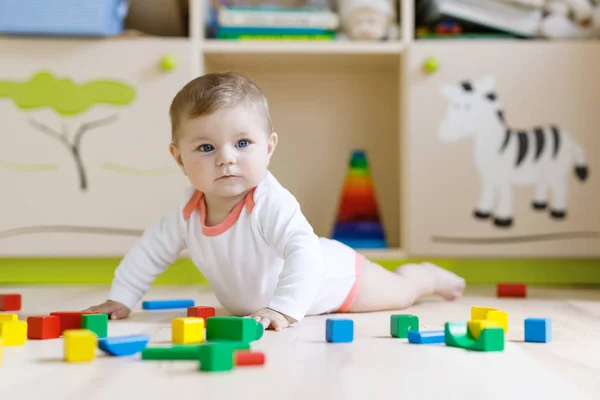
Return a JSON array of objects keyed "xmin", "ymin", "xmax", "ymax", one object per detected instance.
[
  {"xmin": 172, "ymin": 317, "xmax": 205, "ymax": 344},
  {"xmin": 468, "ymin": 319, "xmax": 501, "ymax": 339},
  {"xmin": 63, "ymin": 329, "xmax": 97, "ymax": 362},
  {"xmin": 0, "ymin": 321, "xmax": 27, "ymax": 346},
  {"xmin": 471, "ymin": 306, "xmax": 497, "ymax": 321},
  {"xmin": 0, "ymin": 314, "xmax": 18, "ymax": 322},
  {"xmin": 486, "ymin": 310, "xmax": 508, "ymax": 332}
]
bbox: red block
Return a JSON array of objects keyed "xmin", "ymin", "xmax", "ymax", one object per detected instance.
[
  {"xmin": 235, "ymin": 351, "xmax": 265, "ymax": 366},
  {"xmin": 27, "ymin": 316, "xmax": 61, "ymax": 340},
  {"xmin": 497, "ymin": 283, "xmax": 527, "ymax": 298},
  {"xmin": 0, "ymin": 294, "xmax": 22, "ymax": 311},
  {"xmin": 49, "ymin": 311, "xmax": 100, "ymax": 334},
  {"xmin": 187, "ymin": 306, "xmax": 216, "ymax": 320}
]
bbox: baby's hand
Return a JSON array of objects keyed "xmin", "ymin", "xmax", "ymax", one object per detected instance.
[
  {"xmin": 250, "ymin": 308, "xmax": 296, "ymax": 331},
  {"xmin": 83, "ymin": 300, "xmax": 131, "ymax": 320}
]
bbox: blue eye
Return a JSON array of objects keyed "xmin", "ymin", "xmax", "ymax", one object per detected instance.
[
  {"xmin": 237, "ymin": 139, "xmax": 250, "ymax": 148},
  {"xmin": 198, "ymin": 144, "xmax": 214, "ymax": 152}
]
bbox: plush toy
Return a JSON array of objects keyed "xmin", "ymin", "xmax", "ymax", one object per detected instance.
[
  {"xmin": 336, "ymin": 0, "xmax": 398, "ymax": 41},
  {"xmin": 497, "ymin": 0, "xmax": 600, "ymax": 38}
]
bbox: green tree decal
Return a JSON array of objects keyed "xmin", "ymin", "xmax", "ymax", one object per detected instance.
[{"xmin": 0, "ymin": 71, "xmax": 136, "ymax": 191}]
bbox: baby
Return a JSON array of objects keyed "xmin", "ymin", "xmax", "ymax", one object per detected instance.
[{"xmin": 86, "ymin": 72, "xmax": 466, "ymax": 331}]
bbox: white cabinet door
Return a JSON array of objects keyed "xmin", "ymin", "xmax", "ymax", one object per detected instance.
[
  {"xmin": 406, "ymin": 41, "xmax": 600, "ymax": 258},
  {"xmin": 0, "ymin": 37, "xmax": 192, "ymax": 256}
]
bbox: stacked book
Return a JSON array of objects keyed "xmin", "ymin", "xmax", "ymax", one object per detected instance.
[{"xmin": 212, "ymin": 5, "xmax": 340, "ymax": 41}]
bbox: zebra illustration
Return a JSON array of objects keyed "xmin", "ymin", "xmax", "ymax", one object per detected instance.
[{"xmin": 438, "ymin": 76, "xmax": 589, "ymax": 228}]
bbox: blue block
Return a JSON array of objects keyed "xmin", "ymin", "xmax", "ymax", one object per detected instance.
[
  {"xmin": 142, "ymin": 299, "xmax": 195, "ymax": 310},
  {"xmin": 326, "ymin": 319, "xmax": 354, "ymax": 343},
  {"xmin": 98, "ymin": 334, "xmax": 150, "ymax": 356},
  {"xmin": 524, "ymin": 318, "xmax": 552, "ymax": 343},
  {"xmin": 408, "ymin": 330, "xmax": 445, "ymax": 344}
]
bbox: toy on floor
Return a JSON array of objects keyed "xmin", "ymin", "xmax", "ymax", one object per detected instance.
[
  {"xmin": 390, "ymin": 314, "xmax": 419, "ymax": 338},
  {"xmin": 235, "ymin": 351, "xmax": 266, "ymax": 366},
  {"xmin": 0, "ymin": 320, "xmax": 27, "ymax": 346},
  {"xmin": 445, "ymin": 321, "xmax": 505, "ymax": 352},
  {"xmin": 0, "ymin": 313, "xmax": 18, "ymax": 322},
  {"xmin": 525, "ymin": 318, "xmax": 552, "ymax": 343},
  {"xmin": 470, "ymin": 306, "xmax": 508, "ymax": 332},
  {"xmin": 326, "ymin": 318, "xmax": 354, "ymax": 343},
  {"xmin": 142, "ymin": 299, "xmax": 195, "ymax": 310},
  {"xmin": 27, "ymin": 316, "xmax": 61, "ymax": 340},
  {"xmin": 206, "ymin": 316, "xmax": 264, "ymax": 342},
  {"xmin": 407, "ymin": 330, "xmax": 445, "ymax": 344},
  {"xmin": 82, "ymin": 314, "xmax": 108, "ymax": 338},
  {"xmin": 63, "ymin": 329, "xmax": 97, "ymax": 362},
  {"xmin": 172, "ymin": 317, "xmax": 205, "ymax": 344},
  {"xmin": 497, "ymin": 283, "xmax": 527, "ymax": 298},
  {"xmin": 187, "ymin": 306, "xmax": 216, "ymax": 320},
  {"xmin": 50, "ymin": 311, "xmax": 101, "ymax": 334},
  {"xmin": 98, "ymin": 334, "xmax": 150, "ymax": 356},
  {"xmin": 0, "ymin": 293, "xmax": 21, "ymax": 311},
  {"xmin": 331, "ymin": 149, "xmax": 388, "ymax": 249}
]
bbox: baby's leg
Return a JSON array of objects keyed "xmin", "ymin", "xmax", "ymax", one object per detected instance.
[{"xmin": 348, "ymin": 259, "xmax": 466, "ymax": 313}]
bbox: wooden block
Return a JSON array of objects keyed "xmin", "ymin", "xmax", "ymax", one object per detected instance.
[
  {"xmin": 0, "ymin": 314, "xmax": 18, "ymax": 322},
  {"xmin": 27, "ymin": 316, "xmax": 61, "ymax": 340},
  {"xmin": 172, "ymin": 317, "xmax": 205, "ymax": 344},
  {"xmin": 468, "ymin": 319, "xmax": 500, "ymax": 339},
  {"xmin": 81, "ymin": 314, "xmax": 108, "ymax": 338},
  {"xmin": 0, "ymin": 320, "xmax": 27, "ymax": 346},
  {"xmin": 50, "ymin": 311, "xmax": 100, "ymax": 334},
  {"xmin": 471, "ymin": 306, "xmax": 497, "ymax": 321},
  {"xmin": 326, "ymin": 319, "xmax": 354, "ymax": 343},
  {"xmin": 497, "ymin": 283, "xmax": 526, "ymax": 297},
  {"xmin": 235, "ymin": 350, "xmax": 265, "ymax": 366},
  {"xmin": 0, "ymin": 294, "xmax": 21, "ymax": 311},
  {"xmin": 525, "ymin": 318, "xmax": 551, "ymax": 343},
  {"xmin": 206, "ymin": 316, "xmax": 264, "ymax": 342},
  {"xmin": 486, "ymin": 310, "xmax": 508, "ymax": 333},
  {"xmin": 63, "ymin": 329, "xmax": 97, "ymax": 362},
  {"xmin": 187, "ymin": 306, "xmax": 216, "ymax": 320},
  {"xmin": 390, "ymin": 314, "xmax": 418, "ymax": 338}
]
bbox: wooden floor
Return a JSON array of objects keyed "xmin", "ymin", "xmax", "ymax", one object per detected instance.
[{"xmin": 1, "ymin": 285, "xmax": 599, "ymax": 400}]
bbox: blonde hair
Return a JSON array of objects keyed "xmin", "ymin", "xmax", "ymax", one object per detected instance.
[{"xmin": 169, "ymin": 72, "xmax": 273, "ymax": 143}]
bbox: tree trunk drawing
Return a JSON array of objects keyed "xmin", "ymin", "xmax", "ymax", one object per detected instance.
[{"xmin": 28, "ymin": 114, "xmax": 118, "ymax": 191}]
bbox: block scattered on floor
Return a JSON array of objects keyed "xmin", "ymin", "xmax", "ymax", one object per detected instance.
[
  {"xmin": 0, "ymin": 294, "xmax": 21, "ymax": 311},
  {"xmin": 326, "ymin": 318, "xmax": 354, "ymax": 343},
  {"xmin": 206, "ymin": 316, "xmax": 263, "ymax": 342},
  {"xmin": 524, "ymin": 318, "xmax": 552, "ymax": 343},
  {"xmin": 27, "ymin": 316, "xmax": 61, "ymax": 340},
  {"xmin": 390, "ymin": 314, "xmax": 418, "ymax": 338},
  {"xmin": 187, "ymin": 306, "xmax": 216, "ymax": 320},
  {"xmin": 497, "ymin": 283, "xmax": 526, "ymax": 298},
  {"xmin": 82, "ymin": 314, "xmax": 108, "ymax": 338},
  {"xmin": 63, "ymin": 329, "xmax": 97, "ymax": 362},
  {"xmin": 0, "ymin": 320, "xmax": 27, "ymax": 346},
  {"xmin": 172, "ymin": 317, "xmax": 205, "ymax": 344}
]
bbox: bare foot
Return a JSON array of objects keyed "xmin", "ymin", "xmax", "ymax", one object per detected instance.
[{"xmin": 395, "ymin": 262, "xmax": 466, "ymax": 300}]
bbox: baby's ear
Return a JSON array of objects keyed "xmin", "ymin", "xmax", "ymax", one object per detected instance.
[
  {"xmin": 169, "ymin": 143, "xmax": 186, "ymax": 175},
  {"xmin": 267, "ymin": 132, "xmax": 278, "ymax": 156}
]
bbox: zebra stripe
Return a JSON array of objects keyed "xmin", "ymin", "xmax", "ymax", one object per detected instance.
[
  {"xmin": 461, "ymin": 81, "xmax": 473, "ymax": 92},
  {"xmin": 486, "ymin": 92, "xmax": 497, "ymax": 101},
  {"xmin": 497, "ymin": 110, "xmax": 505, "ymax": 123},
  {"xmin": 500, "ymin": 129, "xmax": 511, "ymax": 152},
  {"xmin": 551, "ymin": 125, "xmax": 561, "ymax": 157},
  {"xmin": 533, "ymin": 127, "xmax": 545, "ymax": 161},
  {"xmin": 516, "ymin": 131, "xmax": 528, "ymax": 166}
]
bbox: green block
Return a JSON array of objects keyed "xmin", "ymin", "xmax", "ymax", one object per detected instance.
[
  {"xmin": 471, "ymin": 327, "xmax": 504, "ymax": 352},
  {"xmin": 199, "ymin": 342, "xmax": 248, "ymax": 372},
  {"xmin": 141, "ymin": 345, "xmax": 203, "ymax": 360},
  {"xmin": 444, "ymin": 322, "xmax": 504, "ymax": 352},
  {"xmin": 81, "ymin": 314, "xmax": 108, "ymax": 338},
  {"xmin": 206, "ymin": 317, "xmax": 263, "ymax": 342},
  {"xmin": 390, "ymin": 314, "xmax": 418, "ymax": 338}
]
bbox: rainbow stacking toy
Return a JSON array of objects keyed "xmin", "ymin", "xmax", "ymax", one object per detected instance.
[{"xmin": 331, "ymin": 150, "xmax": 387, "ymax": 249}]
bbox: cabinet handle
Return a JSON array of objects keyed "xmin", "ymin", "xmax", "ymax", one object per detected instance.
[
  {"xmin": 423, "ymin": 57, "xmax": 439, "ymax": 73},
  {"xmin": 160, "ymin": 54, "xmax": 178, "ymax": 71}
]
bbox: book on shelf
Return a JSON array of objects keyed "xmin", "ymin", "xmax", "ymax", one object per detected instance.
[
  {"xmin": 215, "ymin": 26, "xmax": 335, "ymax": 40},
  {"xmin": 436, "ymin": 0, "xmax": 543, "ymax": 38},
  {"xmin": 217, "ymin": 5, "xmax": 340, "ymax": 30}
]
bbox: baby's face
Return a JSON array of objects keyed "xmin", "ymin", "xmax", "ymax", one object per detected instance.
[{"xmin": 171, "ymin": 103, "xmax": 277, "ymax": 200}]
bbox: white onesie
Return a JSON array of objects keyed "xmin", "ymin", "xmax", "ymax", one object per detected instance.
[{"xmin": 107, "ymin": 171, "xmax": 363, "ymax": 322}]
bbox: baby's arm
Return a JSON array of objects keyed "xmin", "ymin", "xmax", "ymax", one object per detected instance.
[
  {"xmin": 85, "ymin": 198, "xmax": 187, "ymax": 319},
  {"xmin": 252, "ymin": 189, "xmax": 325, "ymax": 329}
]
